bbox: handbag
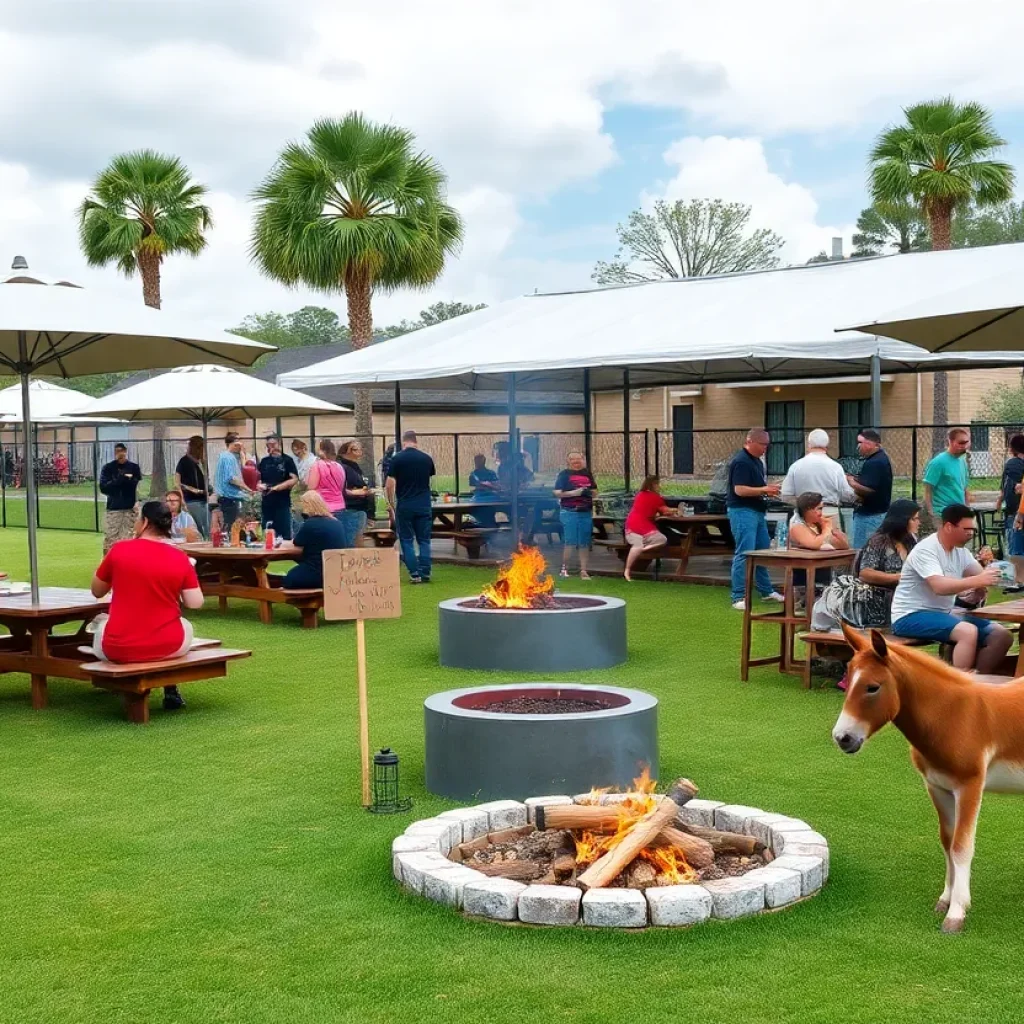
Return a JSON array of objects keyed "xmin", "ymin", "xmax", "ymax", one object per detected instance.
[{"xmin": 816, "ymin": 574, "xmax": 890, "ymax": 630}]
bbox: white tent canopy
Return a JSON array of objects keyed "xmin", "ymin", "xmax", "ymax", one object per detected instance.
[
  {"xmin": 0, "ymin": 380, "xmax": 122, "ymax": 424},
  {"xmin": 77, "ymin": 364, "xmax": 350, "ymax": 422},
  {"xmin": 278, "ymin": 244, "xmax": 1024, "ymax": 393}
]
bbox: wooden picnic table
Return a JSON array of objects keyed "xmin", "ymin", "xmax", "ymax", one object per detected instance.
[
  {"xmin": 430, "ymin": 501, "xmax": 511, "ymax": 532},
  {"xmin": 740, "ymin": 547, "xmax": 857, "ymax": 683},
  {"xmin": 968, "ymin": 598, "xmax": 1024, "ymax": 676},
  {"xmin": 0, "ymin": 587, "xmax": 110, "ymax": 708},
  {"xmin": 183, "ymin": 542, "xmax": 316, "ymax": 626}
]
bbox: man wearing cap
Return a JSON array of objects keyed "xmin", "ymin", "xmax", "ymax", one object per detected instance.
[
  {"xmin": 847, "ymin": 429, "xmax": 893, "ymax": 547},
  {"xmin": 99, "ymin": 443, "xmax": 142, "ymax": 554},
  {"xmin": 780, "ymin": 429, "xmax": 856, "ymax": 529}
]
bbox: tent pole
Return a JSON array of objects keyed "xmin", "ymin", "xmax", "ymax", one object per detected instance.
[
  {"xmin": 394, "ymin": 382, "xmax": 402, "ymax": 447},
  {"xmin": 202, "ymin": 417, "xmax": 212, "ymax": 535},
  {"xmin": 18, "ymin": 336, "xmax": 39, "ymax": 602},
  {"xmin": 508, "ymin": 373, "xmax": 519, "ymax": 545},
  {"xmin": 622, "ymin": 368, "xmax": 631, "ymax": 492},
  {"xmin": 582, "ymin": 368, "xmax": 592, "ymax": 467},
  {"xmin": 870, "ymin": 351, "xmax": 882, "ymax": 430}
]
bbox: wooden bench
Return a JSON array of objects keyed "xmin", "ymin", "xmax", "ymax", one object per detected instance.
[
  {"xmin": 80, "ymin": 647, "xmax": 252, "ymax": 724},
  {"xmin": 77, "ymin": 636, "xmax": 223, "ymax": 657},
  {"xmin": 594, "ymin": 540, "xmax": 687, "ymax": 579},
  {"xmin": 366, "ymin": 528, "xmax": 397, "ymax": 547},
  {"xmin": 592, "ymin": 515, "xmax": 619, "ymax": 541},
  {"xmin": 798, "ymin": 631, "xmax": 931, "ymax": 689},
  {"xmin": 453, "ymin": 528, "xmax": 503, "ymax": 559}
]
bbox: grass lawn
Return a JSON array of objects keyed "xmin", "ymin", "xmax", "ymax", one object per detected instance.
[{"xmin": 1, "ymin": 530, "xmax": 1022, "ymax": 1024}]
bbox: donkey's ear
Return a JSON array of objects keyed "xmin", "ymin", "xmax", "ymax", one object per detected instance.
[
  {"xmin": 842, "ymin": 622, "xmax": 867, "ymax": 651},
  {"xmin": 870, "ymin": 630, "xmax": 889, "ymax": 660}
]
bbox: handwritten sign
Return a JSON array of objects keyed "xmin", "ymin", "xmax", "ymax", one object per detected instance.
[{"xmin": 323, "ymin": 548, "xmax": 402, "ymax": 621}]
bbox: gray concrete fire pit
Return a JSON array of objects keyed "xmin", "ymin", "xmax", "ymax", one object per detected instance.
[
  {"xmin": 425, "ymin": 683, "xmax": 657, "ymax": 800},
  {"xmin": 437, "ymin": 595, "xmax": 627, "ymax": 672}
]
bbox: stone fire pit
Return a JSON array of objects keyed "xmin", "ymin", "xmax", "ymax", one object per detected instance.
[
  {"xmin": 424, "ymin": 683, "xmax": 657, "ymax": 800},
  {"xmin": 393, "ymin": 795, "xmax": 828, "ymax": 928},
  {"xmin": 437, "ymin": 595, "xmax": 627, "ymax": 672}
]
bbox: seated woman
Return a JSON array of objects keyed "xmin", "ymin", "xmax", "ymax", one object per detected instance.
[
  {"xmin": 622, "ymin": 476, "xmax": 679, "ymax": 581},
  {"xmin": 788, "ymin": 490, "xmax": 850, "ymax": 601},
  {"xmin": 90, "ymin": 500, "xmax": 205, "ymax": 710},
  {"xmin": 165, "ymin": 489, "xmax": 200, "ymax": 542},
  {"xmin": 284, "ymin": 491, "xmax": 348, "ymax": 589}
]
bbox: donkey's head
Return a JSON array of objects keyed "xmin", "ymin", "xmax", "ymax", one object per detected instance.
[{"xmin": 831, "ymin": 624, "xmax": 902, "ymax": 754}]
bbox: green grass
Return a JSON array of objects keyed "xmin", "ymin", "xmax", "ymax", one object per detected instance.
[{"xmin": 1, "ymin": 531, "xmax": 1023, "ymax": 1023}]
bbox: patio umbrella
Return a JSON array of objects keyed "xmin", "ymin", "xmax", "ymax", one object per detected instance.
[
  {"xmin": 0, "ymin": 380, "xmax": 123, "ymax": 424},
  {"xmin": 0, "ymin": 258, "xmax": 275, "ymax": 601},
  {"xmin": 76, "ymin": 364, "xmax": 350, "ymax": 500},
  {"xmin": 839, "ymin": 268, "xmax": 1024, "ymax": 353}
]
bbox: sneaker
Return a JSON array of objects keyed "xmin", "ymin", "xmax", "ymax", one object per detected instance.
[
  {"xmin": 732, "ymin": 599, "xmax": 747, "ymax": 611},
  {"xmin": 409, "ymin": 575, "xmax": 422, "ymax": 584},
  {"xmin": 836, "ymin": 673, "xmax": 849, "ymax": 692},
  {"xmin": 420, "ymin": 576, "xmax": 432, "ymax": 584},
  {"xmin": 162, "ymin": 688, "xmax": 186, "ymax": 711},
  {"xmin": 579, "ymin": 571, "xmax": 592, "ymax": 581},
  {"xmin": 763, "ymin": 591, "xmax": 785, "ymax": 603},
  {"xmin": 559, "ymin": 566, "xmax": 570, "ymax": 578}
]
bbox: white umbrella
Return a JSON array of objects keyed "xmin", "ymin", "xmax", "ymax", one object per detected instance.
[
  {"xmin": 76, "ymin": 364, "xmax": 350, "ymax": 500},
  {"xmin": 839, "ymin": 268, "xmax": 1024, "ymax": 353},
  {"xmin": 0, "ymin": 380, "xmax": 123, "ymax": 424},
  {"xmin": 0, "ymin": 257, "xmax": 275, "ymax": 600}
]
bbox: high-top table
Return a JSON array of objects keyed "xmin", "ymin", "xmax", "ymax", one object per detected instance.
[
  {"xmin": 0, "ymin": 587, "xmax": 111, "ymax": 708},
  {"xmin": 740, "ymin": 547, "xmax": 857, "ymax": 683}
]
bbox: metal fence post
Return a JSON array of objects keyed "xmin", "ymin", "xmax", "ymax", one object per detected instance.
[
  {"xmin": 453, "ymin": 433, "xmax": 460, "ymax": 497},
  {"xmin": 1, "ymin": 443, "xmax": 6, "ymax": 529},
  {"xmin": 911, "ymin": 429, "xmax": 918, "ymax": 502},
  {"xmin": 654, "ymin": 429, "xmax": 661, "ymax": 478},
  {"xmin": 643, "ymin": 430, "xmax": 650, "ymax": 478},
  {"xmin": 93, "ymin": 439, "xmax": 100, "ymax": 533}
]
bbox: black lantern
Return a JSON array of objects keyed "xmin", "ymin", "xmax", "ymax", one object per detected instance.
[{"xmin": 369, "ymin": 748, "xmax": 412, "ymax": 814}]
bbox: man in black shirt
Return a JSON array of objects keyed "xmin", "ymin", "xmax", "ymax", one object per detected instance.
[
  {"xmin": 847, "ymin": 429, "xmax": 894, "ymax": 548},
  {"xmin": 726, "ymin": 428, "xmax": 783, "ymax": 609},
  {"xmin": 257, "ymin": 435, "xmax": 298, "ymax": 540},
  {"xmin": 386, "ymin": 430, "xmax": 436, "ymax": 582},
  {"xmin": 99, "ymin": 442, "xmax": 142, "ymax": 554},
  {"xmin": 997, "ymin": 433, "xmax": 1024, "ymax": 559}
]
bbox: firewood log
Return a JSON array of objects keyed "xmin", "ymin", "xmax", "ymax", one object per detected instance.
[
  {"xmin": 534, "ymin": 804, "xmax": 627, "ymax": 832},
  {"xmin": 675, "ymin": 822, "xmax": 762, "ymax": 856},
  {"xmin": 650, "ymin": 826, "xmax": 715, "ymax": 869},
  {"xmin": 576, "ymin": 779, "xmax": 698, "ymax": 891},
  {"xmin": 471, "ymin": 860, "xmax": 546, "ymax": 881}
]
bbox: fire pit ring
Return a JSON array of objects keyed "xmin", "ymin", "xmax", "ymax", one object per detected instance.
[
  {"xmin": 425, "ymin": 683, "xmax": 657, "ymax": 801},
  {"xmin": 392, "ymin": 795, "xmax": 829, "ymax": 928},
  {"xmin": 437, "ymin": 595, "xmax": 627, "ymax": 672}
]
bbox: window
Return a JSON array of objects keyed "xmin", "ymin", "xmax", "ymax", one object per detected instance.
[
  {"xmin": 764, "ymin": 401, "xmax": 804, "ymax": 475},
  {"xmin": 838, "ymin": 399, "xmax": 872, "ymax": 460},
  {"xmin": 971, "ymin": 420, "xmax": 990, "ymax": 452}
]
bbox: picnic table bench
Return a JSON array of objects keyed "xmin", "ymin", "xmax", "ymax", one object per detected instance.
[
  {"xmin": 366, "ymin": 528, "xmax": 397, "ymax": 547},
  {"xmin": 798, "ymin": 631, "xmax": 930, "ymax": 689}
]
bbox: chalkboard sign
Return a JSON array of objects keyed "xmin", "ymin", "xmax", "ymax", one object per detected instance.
[{"xmin": 323, "ymin": 548, "xmax": 401, "ymax": 621}]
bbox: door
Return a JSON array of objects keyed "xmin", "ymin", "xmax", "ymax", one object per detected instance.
[
  {"xmin": 764, "ymin": 401, "xmax": 804, "ymax": 475},
  {"xmin": 672, "ymin": 405, "xmax": 694, "ymax": 474},
  {"xmin": 838, "ymin": 398, "xmax": 871, "ymax": 464}
]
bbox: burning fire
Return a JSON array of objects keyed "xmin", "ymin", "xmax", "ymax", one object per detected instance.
[
  {"xmin": 573, "ymin": 769, "xmax": 697, "ymax": 885},
  {"xmin": 480, "ymin": 546, "xmax": 556, "ymax": 609}
]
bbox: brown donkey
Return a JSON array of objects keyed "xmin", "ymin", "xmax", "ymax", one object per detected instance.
[{"xmin": 832, "ymin": 624, "xmax": 1024, "ymax": 932}]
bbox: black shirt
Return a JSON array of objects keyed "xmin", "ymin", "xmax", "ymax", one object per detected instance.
[
  {"xmin": 340, "ymin": 457, "xmax": 373, "ymax": 515},
  {"xmin": 1002, "ymin": 456, "xmax": 1024, "ymax": 514},
  {"xmin": 554, "ymin": 468, "xmax": 597, "ymax": 511},
  {"xmin": 854, "ymin": 449, "xmax": 893, "ymax": 517},
  {"xmin": 387, "ymin": 447, "xmax": 435, "ymax": 507},
  {"xmin": 175, "ymin": 455, "xmax": 207, "ymax": 499},
  {"xmin": 293, "ymin": 515, "xmax": 348, "ymax": 585},
  {"xmin": 725, "ymin": 449, "xmax": 767, "ymax": 511},
  {"xmin": 99, "ymin": 459, "xmax": 142, "ymax": 511},
  {"xmin": 258, "ymin": 453, "xmax": 298, "ymax": 494}
]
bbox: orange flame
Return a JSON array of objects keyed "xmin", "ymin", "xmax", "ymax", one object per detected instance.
[
  {"xmin": 571, "ymin": 768, "xmax": 697, "ymax": 885},
  {"xmin": 480, "ymin": 546, "xmax": 555, "ymax": 608}
]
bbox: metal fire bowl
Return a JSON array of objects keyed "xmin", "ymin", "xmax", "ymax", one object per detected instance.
[
  {"xmin": 437, "ymin": 595, "xmax": 627, "ymax": 672},
  {"xmin": 424, "ymin": 682, "xmax": 658, "ymax": 801}
]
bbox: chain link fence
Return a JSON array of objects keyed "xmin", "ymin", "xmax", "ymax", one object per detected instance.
[{"xmin": 3, "ymin": 423, "xmax": 1018, "ymax": 533}]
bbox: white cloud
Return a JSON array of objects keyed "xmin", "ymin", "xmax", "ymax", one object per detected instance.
[{"xmin": 652, "ymin": 136, "xmax": 854, "ymax": 263}]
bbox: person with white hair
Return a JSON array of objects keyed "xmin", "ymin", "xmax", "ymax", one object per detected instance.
[{"xmin": 780, "ymin": 429, "xmax": 855, "ymax": 528}]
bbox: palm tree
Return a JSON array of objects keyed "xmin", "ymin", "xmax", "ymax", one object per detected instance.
[
  {"xmin": 249, "ymin": 113, "xmax": 464, "ymax": 450},
  {"xmin": 79, "ymin": 151, "xmax": 213, "ymax": 493},
  {"xmin": 869, "ymin": 97, "xmax": 1015, "ymax": 429}
]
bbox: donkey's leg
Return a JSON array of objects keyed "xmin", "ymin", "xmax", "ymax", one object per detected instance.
[
  {"xmin": 943, "ymin": 776, "xmax": 985, "ymax": 934},
  {"xmin": 925, "ymin": 781, "xmax": 956, "ymax": 914}
]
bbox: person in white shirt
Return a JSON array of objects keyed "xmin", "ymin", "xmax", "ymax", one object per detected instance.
[
  {"xmin": 890, "ymin": 502, "xmax": 1011, "ymax": 672},
  {"xmin": 780, "ymin": 429, "xmax": 856, "ymax": 529}
]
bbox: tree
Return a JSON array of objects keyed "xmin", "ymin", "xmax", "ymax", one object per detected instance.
[
  {"xmin": 592, "ymin": 199, "xmax": 784, "ymax": 284},
  {"xmin": 851, "ymin": 202, "xmax": 928, "ymax": 256},
  {"xmin": 869, "ymin": 97, "xmax": 1016, "ymax": 430},
  {"xmin": 79, "ymin": 150, "xmax": 213, "ymax": 493},
  {"xmin": 382, "ymin": 299, "xmax": 486, "ymax": 337},
  {"xmin": 805, "ymin": 251, "xmax": 831, "ymax": 264},
  {"xmin": 250, "ymin": 112, "xmax": 464, "ymax": 452},
  {"xmin": 980, "ymin": 377, "xmax": 1024, "ymax": 424},
  {"xmin": 231, "ymin": 306, "xmax": 350, "ymax": 350},
  {"xmin": 952, "ymin": 201, "xmax": 1024, "ymax": 248}
]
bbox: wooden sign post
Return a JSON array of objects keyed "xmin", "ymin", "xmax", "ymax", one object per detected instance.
[{"xmin": 323, "ymin": 547, "xmax": 402, "ymax": 807}]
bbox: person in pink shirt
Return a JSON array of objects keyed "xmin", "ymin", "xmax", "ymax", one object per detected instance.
[
  {"xmin": 623, "ymin": 476, "xmax": 679, "ymax": 581},
  {"xmin": 307, "ymin": 438, "xmax": 346, "ymax": 520}
]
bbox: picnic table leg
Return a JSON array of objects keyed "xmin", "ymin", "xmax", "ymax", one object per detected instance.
[
  {"xmin": 217, "ymin": 569, "xmax": 230, "ymax": 613},
  {"xmin": 741, "ymin": 555, "xmax": 754, "ymax": 682},
  {"xmin": 780, "ymin": 567, "xmax": 796, "ymax": 673},
  {"xmin": 122, "ymin": 687, "xmax": 150, "ymax": 725},
  {"xmin": 803, "ymin": 636, "xmax": 815, "ymax": 689},
  {"xmin": 29, "ymin": 627, "xmax": 49, "ymax": 710},
  {"xmin": 673, "ymin": 526, "xmax": 697, "ymax": 579},
  {"xmin": 253, "ymin": 566, "xmax": 274, "ymax": 625},
  {"xmin": 299, "ymin": 606, "xmax": 319, "ymax": 629}
]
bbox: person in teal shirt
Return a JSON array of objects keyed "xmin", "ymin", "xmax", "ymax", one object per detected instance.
[{"xmin": 923, "ymin": 427, "xmax": 972, "ymax": 519}]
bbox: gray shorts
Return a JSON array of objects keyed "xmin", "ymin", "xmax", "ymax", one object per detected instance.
[{"xmin": 625, "ymin": 529, "xmax": 667, "ymax": 549}]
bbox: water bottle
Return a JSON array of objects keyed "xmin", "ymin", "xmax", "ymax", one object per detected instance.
[{"xmin": 775, "ymin": 515, "xmax": 789, "ymax": 550}]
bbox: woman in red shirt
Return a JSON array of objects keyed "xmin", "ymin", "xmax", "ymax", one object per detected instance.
[
  {"xmin": 623, "ymin": 476, "xmax": 678, "ymax": 581},
  {"xmin": 90, "ymin": 500, "xmax": 205, "ymax": 710}
]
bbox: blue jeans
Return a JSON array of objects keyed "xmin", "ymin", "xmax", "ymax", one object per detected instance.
[
  {"xmin": 396, "ymin": 505, "xmax": 432, "ymax": 579},
  {"xmin": 340, "ymin": 509, "xmax": 368, "ymax": 547},
  {"xmin": 727, "ymin": 507, "xmax": 773, "ymax": 602},
  {"xmin": 1007, "ymin": 523, "xmax": 1024, "ymax": 557},
  {"xmin": 853, "ymin": 512, "xmax": 886, "ymax": 548},
  {"xmin": 186, "ymin": 500, "xmax": 209, "ymax": 539},
  {"xmin": 261, "ymin": 493, "xmax": 293, "ymax": 540}
]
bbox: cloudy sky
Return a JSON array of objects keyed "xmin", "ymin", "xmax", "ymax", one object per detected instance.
[{"xmin": 3, "ymin": 0, "xmax": 1024, "ymax": 330}]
